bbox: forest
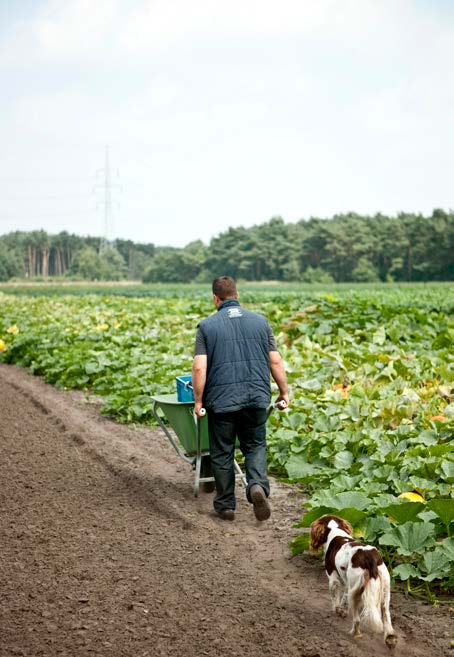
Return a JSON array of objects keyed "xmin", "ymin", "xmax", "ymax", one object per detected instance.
[{"xmin": 0, "ymin": 209, "xmax": 452, "ymax": 283}]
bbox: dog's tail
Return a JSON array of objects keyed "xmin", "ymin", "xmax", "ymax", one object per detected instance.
[{"xmin": 359, "ymin": 572, "xmax": 383, "ymax": 634}]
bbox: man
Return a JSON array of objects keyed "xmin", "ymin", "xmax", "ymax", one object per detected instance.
[{"xmin": 192, "ymin": 276, "xmax": 289, "ymax": 522}]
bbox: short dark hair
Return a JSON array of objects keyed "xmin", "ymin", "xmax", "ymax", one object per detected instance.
[{"xmin": 212, "ymin": 276, "xmax": 237, "ymax": 300}]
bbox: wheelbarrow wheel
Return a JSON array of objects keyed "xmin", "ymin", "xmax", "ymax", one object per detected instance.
[{"xmin": 201, "ymin": 455, "xmax": 216, "ymax": 493}]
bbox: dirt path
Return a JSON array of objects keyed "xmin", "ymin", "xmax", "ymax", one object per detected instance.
[{"xmin": 0, "ymin": 364, "xmax": 451, "ymax": 657}]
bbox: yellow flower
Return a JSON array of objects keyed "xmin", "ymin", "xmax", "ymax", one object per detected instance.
[
  {"xmin": 6, "ymin": 324, "xmax": 19, "ymax": 334},
  {"xmin": 95, "ymin": 323, "xmax": 109, "ymax": 331},
  {"xmin": 0, "ymin": 339, "xmax": 5, "ymax": 351},
  {"xmin": 332, "ymin": 383, "xmax": 350, "ymax": 398},
  {"xmin": 398, "ymin": 491, "xmax": 425, "ymax": 503}
]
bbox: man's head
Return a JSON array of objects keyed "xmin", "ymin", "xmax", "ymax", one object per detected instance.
[{"xmin": 212, "ymin": 276, "xmax": 238, "ymax": 307}]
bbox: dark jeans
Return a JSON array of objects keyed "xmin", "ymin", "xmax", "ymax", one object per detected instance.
[{"xmin": 207, "ymin": 407, "xmax": 270, "ymax": 513}]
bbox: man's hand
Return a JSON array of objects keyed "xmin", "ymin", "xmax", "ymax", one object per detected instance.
[
  {"xmin": 194, "ymin": 401, "xmax": 206, "ymax": 418},
  {"xmin": 275, "ymin": 393, "xmax": 290, "ymax": 409}
]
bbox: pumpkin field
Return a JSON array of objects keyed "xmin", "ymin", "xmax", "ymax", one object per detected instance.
[{"xmin": 1, "ymin": 283, "xmax": 453, "ymax": 599}]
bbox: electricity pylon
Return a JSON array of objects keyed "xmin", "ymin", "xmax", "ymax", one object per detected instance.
[{"xmin": 95, "ymin": 146, "xmax": 120, "ymax": 253}]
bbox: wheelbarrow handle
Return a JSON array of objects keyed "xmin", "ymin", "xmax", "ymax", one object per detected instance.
[
  {"xmin": 266, "ymin": 399, "xmax": 287, "ymax": 420},
  {"xmin": 193, "ymin": 408, "xmax": 206, "ymax": 425}
]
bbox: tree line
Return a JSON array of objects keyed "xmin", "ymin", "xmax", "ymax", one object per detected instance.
[
  {"xmin": 0, "ymin": 210, "xmax": 452, "ymax": 283},
  {"xmin": 0, "ymin": 231, "xmax": 155, "ymax": 282}
]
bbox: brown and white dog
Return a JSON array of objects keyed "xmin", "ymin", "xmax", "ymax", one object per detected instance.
[{"xmin": 310, "ymin": 515, "xmax": 397, "ymax": 650}]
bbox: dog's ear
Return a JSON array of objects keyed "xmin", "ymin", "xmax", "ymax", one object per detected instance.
[
  {"xmin": 336, "ymin": 517, "xmax": 353, "ymax": 536},
  {"xmin": 310, "ymin": 517, "xmax": 328, "ymax": 550}
]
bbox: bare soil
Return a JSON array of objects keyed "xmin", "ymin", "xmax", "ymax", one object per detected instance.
[{"xmin": 0, "ymin": 364, "xmax": 451, "ymax": 657}]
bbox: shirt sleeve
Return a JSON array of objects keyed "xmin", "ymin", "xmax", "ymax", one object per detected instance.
[
  {"xmin": 194, "ymin": 327, "xmax": 207, "ymax": 356},
  {"xmin": 268, "ymin": 324, "xmax": 278, "ymax": 351}
]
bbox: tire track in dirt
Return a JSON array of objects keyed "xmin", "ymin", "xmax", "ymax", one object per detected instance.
[{"xmin": 0, "ymin": 364, "xmax": 451, "ymax": 657}]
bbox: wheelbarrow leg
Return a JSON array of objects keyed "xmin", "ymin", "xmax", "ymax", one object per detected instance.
[
  {"xmin": 194, "ymin": 413, "xmax": 217, "ymax": 495},
  {"xmin": 194, "ymin": 451, "xmax": 202, "ymax": 497},
  {"xmin": 234, "ymin": 459, "xmax": 247, "ymax": 487}
]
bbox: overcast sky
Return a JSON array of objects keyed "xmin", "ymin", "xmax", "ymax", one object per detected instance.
[{"xmin": 0, "ymin": 0, "xmax": 453, "ymax": 247}]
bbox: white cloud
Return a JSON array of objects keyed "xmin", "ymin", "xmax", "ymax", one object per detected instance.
[
  {"xmin": 0, "ymin": 0, "xmax": 453, "ymax": 245},
  {"xmin": 33, "ymin": 0, "xmax": 117, "ymax": 57},
  {"xmin": 1, "ymin": 0, "xmax": 400, "ymax": 64}
]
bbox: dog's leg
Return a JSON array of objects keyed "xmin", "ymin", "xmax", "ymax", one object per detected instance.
[
  {"xmin": 337, "ymin": 587, "xmax": 348, "ymax": 618},
  {"xmin": 340, "ymin": 591, "xmax": 348, "ymax": 612},
  {"xmin": 379, "ymin": 567, "xmax": 397, "ymax": 650},
  {"xmin": 348, "ymin": 573, "xmax": 365, "ymax": 638},
  {"xmin": 328, "ymin": 572, "xmax": 347, "ymax": 617}
]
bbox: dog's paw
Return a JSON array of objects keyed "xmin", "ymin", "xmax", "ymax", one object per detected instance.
[
  {"xmin": 385, "ymin": 634, "xmax": 398, "ymax": 650},
  {"xmin": 335, "ymin": 606, "xmax": 348, "ymax": 618},
  {"xmin": 349, "ymin": 627, "xmax": 362, "ymax": 638}
]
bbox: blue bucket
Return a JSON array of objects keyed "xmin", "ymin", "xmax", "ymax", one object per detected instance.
[{"xmin": 176, "ymin": 375, "xmax": 194, "ymax": 402}]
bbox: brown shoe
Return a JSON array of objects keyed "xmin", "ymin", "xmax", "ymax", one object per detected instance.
[
  {"xmin": 218, "ymin": 509, "xmax": 235, "ymax": 521},
  {"xmin": 250, "ymin": 485, "xmax": 271, "ymax": 521}
]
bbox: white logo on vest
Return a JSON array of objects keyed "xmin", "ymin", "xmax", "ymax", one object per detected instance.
[{"xmin": 227, "ymin": 308, "xmax": 243, "ymax": 318}]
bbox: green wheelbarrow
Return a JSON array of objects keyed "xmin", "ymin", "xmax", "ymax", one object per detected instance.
[{"xmin": 151, "ymin": 393, "xmax": 247, "ymax": 497}]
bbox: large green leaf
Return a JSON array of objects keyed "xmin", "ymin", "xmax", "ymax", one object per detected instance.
[
  {"xmin": 372, "ymin": 326, "xmax": 386, "ymax": 345},
  {"xmin": 333, "ymin": 450, "xmax": 354, "ymax": 469},
  {"xmin": 381, "ymin": 502, "xmax": 425, "ymax": 524},
  {"xmin": 294, "ymin": 507, "xmax": 332, "ymax": 528},
  {"xmin": 299, "ymin": 378, "xmax": 323, "ymax": 391},
  {"xmin": 85, "ymin": 360, "xmax": 103, "ymax": 374},
  {"xmin": 289, "ymin": 532, "xmax": 311, "ymax": 556},
  {"xmin": 393, "ymin": 563, "xmax": 421, "ymax": 581},
  {"xmin": 286, "ymin": 412, "xmax": 307, "ymax": 430},
  {"xmin": 309, "ymin": 490, "xmax": 371, "ymax": 511},
  {"xmin": 285, "ymin": 454, "xmax": 319, "ymax": 479},
  {"xmin": 419, "ymin": 549, "xmax": 452, "ymax": 582},
  {"xmin": 429, "ymin": 444, "xmax": 454, "ymax": 457},
  {"xmin": 329, "ymin": 491, "xmax": 372, "ymax": 511},
  {"xmin": 363, "ymin": 516, "xmax": 392, "ymax": 542},
  {"xmin": 437, "ymin": 461, "xmax": 454, "ymax": 484},
  {"xmin": 408, "ymin": 476, "xmax": 438, "ymax": 492},
  {"xmin": 379, "ymin": 521, "xmax": 436, "ymax": 556},
  {"xmin": 439, "ymin": 537, "xmax": 454, "ymax": 561},
  {"xmin": 417, "ymin": 510, "xmax": 439, "ymax": 523},
  {"xmin": 426, "ymin": 498, "xmax": 454, "ymax": 534},
  {"xmin": 298, "ymin": 506, "xmax": 368, "ymax": 530},
  {"xmin": 329, "ymin": 474, "xmax": 363, "ymax": 491},
  {"xmin": 412, "ymin": 430, "xmax": 438, "ymax": 446},
  {"xmin": 334, "ymin": 507, "xmax": 368, "ymax": 528},
  {"xmin": 372, "ymin": 494, "xmax": 403, "ymax": 508}
]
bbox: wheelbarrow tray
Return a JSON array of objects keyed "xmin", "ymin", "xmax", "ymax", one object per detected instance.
[
  {"xmin": 151, "ymin": 393, "xmax": 209, "ymax": 454},
  {"xmin": 151, "ymin": 393, "xmax": 246, "ymax": 497}
]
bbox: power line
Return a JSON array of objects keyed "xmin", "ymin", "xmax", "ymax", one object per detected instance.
[
  {"xmin": 0, "ymin": 211, "xmax": 98, "ymax": 220},
  {"xmin": 0, "ymin": 151, "xmax": 122, "ymax": 238},
  {"xmin": 1, "ymin": 195, "xmax": 94, "ymax": 201},
  {"xmin": 0, "ymin": 177, "xmax": 91, "ymax": 182}
]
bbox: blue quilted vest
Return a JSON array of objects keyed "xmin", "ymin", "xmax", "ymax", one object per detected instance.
[{"xmin": 198, "ymin": 298, "xmax": 271, "ymax": 413}]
